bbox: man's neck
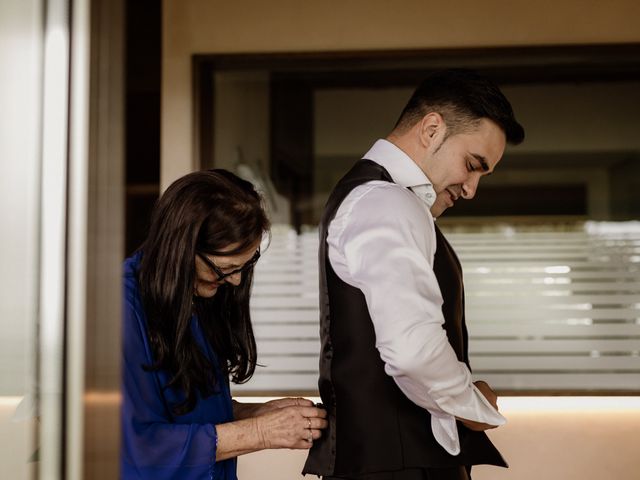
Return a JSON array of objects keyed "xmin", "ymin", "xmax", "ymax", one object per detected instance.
[{"xmin": 385, "ymin": 133, "xmax": 429, "ymax": 178}]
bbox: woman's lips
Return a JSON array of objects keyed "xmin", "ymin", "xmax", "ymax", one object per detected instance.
[{"xmin": 203, "ymin": 281, "xmax": 220, "ymax": 290}]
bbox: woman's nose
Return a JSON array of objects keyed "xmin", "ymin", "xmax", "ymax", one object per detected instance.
[{"xmin": 224, "ymin": 271, "xmax": 242, "ymax": 286}]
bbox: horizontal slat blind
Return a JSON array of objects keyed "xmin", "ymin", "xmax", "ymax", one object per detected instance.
[{"xmin": 233, "ymin": 223, "xmax": 640, "ymax": 393}]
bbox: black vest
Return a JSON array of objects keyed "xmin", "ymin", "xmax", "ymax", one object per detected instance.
[{"xmin": 303, "ymin": 160, "xmax": 507, "ymax": 477}]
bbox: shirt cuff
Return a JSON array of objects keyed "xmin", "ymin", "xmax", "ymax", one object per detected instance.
[
  {"xmin": 435, "ymin": 383, "xmax": 507, "ymax": 427},
  {"xmin": 427, "ymin": 385, "xmax": 507, "ymax": 455},
  {"xmin": 430, "ymin": 412, "xmax": 460, "ymax": 455}
]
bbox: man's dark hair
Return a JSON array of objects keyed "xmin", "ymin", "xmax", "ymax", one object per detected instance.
[{"xmin": 394, "ymin": 69, "xmax": 525, "ymax": 145}]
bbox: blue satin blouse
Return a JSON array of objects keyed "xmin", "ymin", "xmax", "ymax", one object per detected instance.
[{"xmin": 121, "ymin": 252, "xmax": 237, "ymax": 479}]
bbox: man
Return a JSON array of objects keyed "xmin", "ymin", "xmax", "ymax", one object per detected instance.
[{"xmin": 303, "ymin": 69, "xmax": 525, "ymax": 480}]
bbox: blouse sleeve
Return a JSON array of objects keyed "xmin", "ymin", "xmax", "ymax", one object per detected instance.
[{"xmin": 120, "ymin": 286, "xmax": 219, "ymax": 479}]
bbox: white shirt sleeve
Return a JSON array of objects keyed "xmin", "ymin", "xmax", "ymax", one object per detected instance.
[{"xmin": 327, "ymin": 182, "xmax": 506, "ymax": 455}]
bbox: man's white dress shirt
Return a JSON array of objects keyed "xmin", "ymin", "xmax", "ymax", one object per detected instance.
[{"xmin": 327, "ymin": 139, "xmax": 506, "ymax": 455}]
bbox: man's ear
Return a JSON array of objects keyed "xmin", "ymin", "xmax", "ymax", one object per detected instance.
[{"xmin": 418, "ymin": 112, "xmax": 445, "ymax": 148}]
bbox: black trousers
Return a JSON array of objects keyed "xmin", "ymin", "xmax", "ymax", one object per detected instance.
[{"xmin": 323, "ymin": 465, "xmax": 471, "ymax": 480}]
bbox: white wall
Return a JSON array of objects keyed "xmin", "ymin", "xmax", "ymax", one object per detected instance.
[
  {"xmin": 0, "ymin": 0, "xmax": 42, "ymax": 476},
  {"xmin": 0, "ymin": 0, "xmax": 41, "ymax": 397}
]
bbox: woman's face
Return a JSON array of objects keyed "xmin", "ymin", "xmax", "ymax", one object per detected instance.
[{"xmin": 194, "ymin": 239, "xmax": 261, "ymax": 298}]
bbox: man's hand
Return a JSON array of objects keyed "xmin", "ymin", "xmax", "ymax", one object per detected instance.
[
  {"xmin": 474, "ymin": 380, "xmax": 499, "ymax": 410},
  {"xmin": 456, "ymin": 380, "xmax": 501, "ymax": 431}
]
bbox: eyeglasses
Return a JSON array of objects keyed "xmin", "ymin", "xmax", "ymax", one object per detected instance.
[{"xmin": 197, "ymin": 249, "xmax": 261, "ymax": 282}]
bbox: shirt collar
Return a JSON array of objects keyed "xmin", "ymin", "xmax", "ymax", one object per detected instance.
[{"xmin": 362, "ymin": 139, "xmax": 436, "ymax": 208}]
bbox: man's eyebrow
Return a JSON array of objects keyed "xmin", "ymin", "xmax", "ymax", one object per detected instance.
[{"xmin": 471, "ymin": 153, "xmax": 492, "ymax": 174}]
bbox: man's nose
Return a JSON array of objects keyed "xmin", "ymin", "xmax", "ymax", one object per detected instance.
[{"xmin": 462, "ymin": 175, "xmax": 480, "ymax": 199}]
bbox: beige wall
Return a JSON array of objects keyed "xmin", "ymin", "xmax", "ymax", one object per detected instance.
[
  {"xmin": 235, "ymin": 397, "xmax": 640, "ymax": 480},
  {"xmin": 237, "ymin": 406, "xmax": 640, "ymax": 480},
  {"xmin": 314, "ymin": 83, "xmax": 640, "ymax": 157},
  {"xmin": 5, "ymin": 395, "xmax": 635, "ymax": 479},
  {"xmin": 162, "ymin": 0, "xmax": 640, "ymax": 189}
]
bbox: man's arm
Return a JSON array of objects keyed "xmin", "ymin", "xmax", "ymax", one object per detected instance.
[
  {"xmin": 328, "ymin": 184, "xmax": 504, "ymax": 452},
  {"xmin": 457, "ymin": 381, "xmax": 500, "ymax": 431}
]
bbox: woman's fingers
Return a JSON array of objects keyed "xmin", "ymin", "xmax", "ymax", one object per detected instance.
[
  {"xmin": 293, "ymin": 429, "xmax": 322, "ymax": 449},
  {"xmin": 291, "ymin": 408, "xmax": 328, "ymax": 449},
  {"xmin": 293, "ymin": 397, "xmax": 314, "ymax": 407},
  {"xmin": 256, "ymin": 404, "xmax": 329, "ymax": 450},
  {"xmin": 298, "ymin": 405, "xmax": 327, "ymax": 419},
  {"xmin": 262, "ymin": 397, "xmax": 315, "ymax": 412},
  {"xmin": 278, "ymin": 397, "xmax": 314, "ymax": 407},
  {"xmin": 306, "ymin": 417, "xmax": 328, "ymax": 430},
  {"xmin": 296, "ymin": 413, "xmax": 327, "ymax": 449}
]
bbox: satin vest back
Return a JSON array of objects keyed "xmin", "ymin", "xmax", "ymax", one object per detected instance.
[{"xmin": 303, "ymin": 160, "xmax": 506, "ymax": 477}]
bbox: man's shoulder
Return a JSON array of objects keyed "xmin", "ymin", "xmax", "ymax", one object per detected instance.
[
  {"xmin": 345, "ymin": 181, "xmax": 425, "ymax": 218},
  {"xmin": 327, "ymin": 181, "xmax": 432, "ymax": 244},
  {"xmin": 347, "ymin": 180, "xmax": 413, "ymax": 204}
]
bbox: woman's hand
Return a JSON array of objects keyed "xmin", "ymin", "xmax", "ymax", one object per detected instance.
[
  {"xmin": 254, "ymin": 405, "xmax": 328, "ymax": 450},
  {"xmin": 253, "ymin": 397, "xmax": 314, "ymax": 417},
  {"xmin": 233, "ymin": 397, "xmax": 314, "ymax": 419},
  {"xmin": 216, "ymin": 404, "xmax": 328, "ymax": 460}
]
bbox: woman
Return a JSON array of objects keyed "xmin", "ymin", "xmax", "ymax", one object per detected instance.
[{"xmin": 121, "ymin": 169, "xmax": 327, "ymax": 479}]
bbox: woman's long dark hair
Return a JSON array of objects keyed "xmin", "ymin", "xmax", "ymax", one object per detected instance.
[{"xmin": 138, "ymin": 169, "xmax": 269, "ymax": 416}]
